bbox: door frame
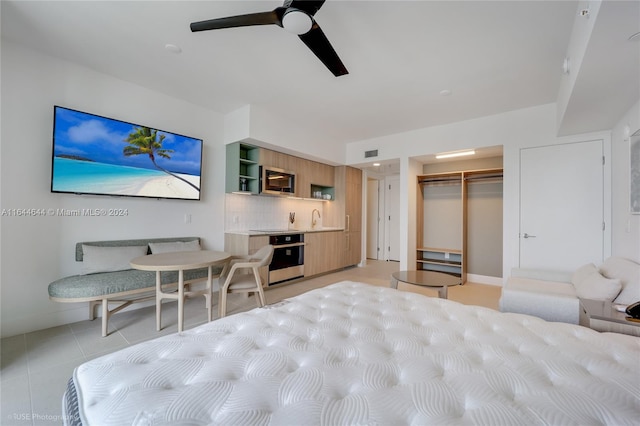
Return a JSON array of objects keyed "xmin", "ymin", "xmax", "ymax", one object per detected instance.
[
  {"xmin": 366, "ymin": 178, "xmax": 381, "ymax": 259},
  {"xmin": 518, "ymin": 138, "xmax": 612, "ymax": 270},
  {"xmin": 384, "ymin": 175, "xmax": 401, "ymax": 261}
]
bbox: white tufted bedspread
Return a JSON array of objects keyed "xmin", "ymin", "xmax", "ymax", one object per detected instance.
[{"xmin": 70, "ymin": 281, "xmax": 640, "ymax": 425}]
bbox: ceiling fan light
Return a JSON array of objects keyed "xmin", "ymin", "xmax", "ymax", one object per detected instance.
[{"xmin": 282, "ymin": 9, "xmax": 313, "ymax": 35}]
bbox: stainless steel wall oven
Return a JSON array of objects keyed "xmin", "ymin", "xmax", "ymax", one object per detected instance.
[{"xmin": 269, "ymin": 234, "xmax": 304, "ymax": 284}]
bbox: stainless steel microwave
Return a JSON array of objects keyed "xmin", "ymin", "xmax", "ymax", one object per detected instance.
[{"xmin": 260, "ymin": 166, "xmax": 296, "ymax": 195}]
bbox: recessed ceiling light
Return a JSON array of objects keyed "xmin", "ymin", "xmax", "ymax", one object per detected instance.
[
  {"xmin": 439, "ymin": 89, "xmax": 452, "ymax": 96},
  {"xmin": 165, "ymin": 43, "xmax": 182, "ymax": 54},
  {"xmin": 435, "ymin": 150, "xmax": 475, "ymax": 159},
  {"xmin": 373, "ymin": 163, "xmax": 381, "ymax": 167}
]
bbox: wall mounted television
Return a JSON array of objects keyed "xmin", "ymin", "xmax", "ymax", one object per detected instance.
[{"xmin": 51, "ymin": 106, "xmax": 203, "ymax": 201}]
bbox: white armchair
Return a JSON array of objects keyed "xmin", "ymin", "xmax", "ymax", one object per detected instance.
[
  {"xmin": 499, "ymin": 268, "xmax": 583, "ymax": 324},
  {"xmin": 500, "ymin": 257, "xmax": 639, "ymax": 325},
  {"xmin": 218, "ymin": 244, "xmax": 274, "ymax": 317}
]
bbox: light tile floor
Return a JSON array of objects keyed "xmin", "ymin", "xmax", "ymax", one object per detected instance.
[{"xmin": 0, "ymin": 260, "xmax": 501, "ymax": 425}]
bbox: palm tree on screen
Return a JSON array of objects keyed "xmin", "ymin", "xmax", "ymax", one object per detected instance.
[{"xmin": 123, "ymin": 127, "xmax": 200, "ymax": 191}]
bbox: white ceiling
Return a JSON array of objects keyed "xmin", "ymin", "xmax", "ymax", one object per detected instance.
[{"xmin": 2, "ymin": 1, "xmax": 638, "ymax": 158}]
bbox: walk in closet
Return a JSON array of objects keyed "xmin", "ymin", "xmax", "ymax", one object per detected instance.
[{"xmin": 417, "ymin": 167, "xmax": 503, "ymax": 283}]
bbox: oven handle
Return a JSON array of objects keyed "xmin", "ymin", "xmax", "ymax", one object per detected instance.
[{"xmin": 272, "ymin": 242, "xmax": 306, "ymax": 249}]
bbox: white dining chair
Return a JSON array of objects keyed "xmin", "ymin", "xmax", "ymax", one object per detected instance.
[{"xmin": 218, "ymin": 244, "xmax": 274, "ymax": 317}]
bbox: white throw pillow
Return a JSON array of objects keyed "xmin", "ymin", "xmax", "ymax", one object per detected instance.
[
  {"xmin": 81, "ymin": 245, "xmax": 148, "ymax": 275},
  {"xmin": 148, "ymin": 240, "xmax": 201, "ymax": 254},
  {"xmin": 571, "ymin": 263, "xmax": 598, "ymax": 287},
  {"xmin": 599, "ymin": 257, "xmax": 640, "ymax": 305},
  {"xmin": 573, "ymin": 272, "xmax": 622, "ymax": 301}
]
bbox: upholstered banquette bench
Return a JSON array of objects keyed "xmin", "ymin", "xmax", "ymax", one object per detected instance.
[{"xmin": 48, "ymin": 237, "xmax": 224, "ymax": 337}]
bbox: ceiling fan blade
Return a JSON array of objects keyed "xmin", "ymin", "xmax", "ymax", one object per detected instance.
[
  {"xmin": 285, "ymin": 0, "xmax": 326, "ymax": 16},
  {"xmin": 190, "ymin": 10, "xmax": 283, "ymax": 32},
  {"xmin": 298, "ymin": 23, "xmax": 348, "ymax": 76}
]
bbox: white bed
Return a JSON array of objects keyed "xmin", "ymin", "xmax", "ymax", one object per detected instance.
[{"xmin": 64, "ymin": 281, "xmax": 640, "ymax": 425}]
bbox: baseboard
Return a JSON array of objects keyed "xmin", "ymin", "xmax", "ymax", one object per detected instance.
[{"xmin": 466, "ymin": 274, "xmax": 503, "ymax": 286}]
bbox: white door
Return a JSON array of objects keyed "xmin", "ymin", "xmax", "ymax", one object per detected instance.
[
  {"xmin": 385, "ymin": 176, "xmax": 400, "ymax": 261},
  {"xmin": 366, "ymin": 179, "xmax": 380, "ymax": 259},
  {"xmin": 520, "ymin": 140, "xmax": 604, "ymax": 270}
]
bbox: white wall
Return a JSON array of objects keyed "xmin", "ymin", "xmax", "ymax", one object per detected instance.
[
  {"xmin": 555, "ymin": 0, "xmax": 601, "ymax": 133},
  {"xmin": 0, "ymin": 41, "xmax": 227, "ymax": 337},
  {"xmin": 224, "ymin": 104, "xmax": 346, "ymax": 165},
  {"xmin": 347, "ymin": 104, "xmax": 557, "ymax": 277},
  {"xmin": 345, "ymin": 103, "xmax": 632, "ymax": 279},
  {"xmin": 611, "ymin": 100, "xmax": 640, "ymax": 260}
]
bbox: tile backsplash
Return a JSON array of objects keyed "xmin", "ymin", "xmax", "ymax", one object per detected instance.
[{"xmin": 225, "ymin": 193, "xmax": 326, "ymax": 231}]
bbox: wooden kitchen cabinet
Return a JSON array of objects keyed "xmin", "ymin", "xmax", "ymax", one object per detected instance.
[
  {"xmin": 293, "ymin": 156, "xmax": 310, "ymax": 198},
  {"xmin": 304, "ymin": 231, "xmax": 343, "ymax": 276},
  {"xmin": 309, "ymin": 161, "xmax": 334, "ymax": 187},
  {"xmin": 344, "ymin": 230, "xmax": 362, "ymax": 268},
  {"xmin": 260, "ymin": 148, "xmax": 291, "ymax": 171},
  {"xmin": 344, "ymin": 166, "xmax": 362, "ymax": 267},
  {"xmin": 288, "ymin": 156, "xmax": 335, "ymax": 199},
  {"xmin": 308, "ymin": 161, "xmax": 335, "ymax": 200},
  {"xmin": 332, "ymin": 166, "xmax": 362, "ymax": 267},
  {"xmin": 345, "ymin": 166, "xmax": 362, "ymax": 233},
  {"xmin": 226, "ymin": 142, "xmax": 338, "ymax": 199}
]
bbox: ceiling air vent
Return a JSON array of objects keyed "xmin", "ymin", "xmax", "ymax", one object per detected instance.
[{"xmin": 364, "ymin": 149, "xmax": 378, "ymax": 158}]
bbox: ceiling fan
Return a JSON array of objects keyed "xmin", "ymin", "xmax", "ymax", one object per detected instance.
[{"xmin": 190, "ymin": 0, "xmax": 348, "ymax": 77}]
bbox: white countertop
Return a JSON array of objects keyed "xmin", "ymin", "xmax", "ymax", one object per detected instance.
[{"xmin": 227, "ymin": 227, "xmax": 344, "ymax": 236}]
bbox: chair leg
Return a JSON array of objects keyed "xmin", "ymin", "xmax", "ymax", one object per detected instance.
[
  {"xmin": 206, "ymin": 266, "xmax": 212, "ymax": 322},
  {"xmin": 218, "ymin": 272, "xmax": 234, "ymax": 318},
  {"xmin": 219, "ymin": 287, "xmax": 228, "ymax": 318},
  {"xmin": 156, "ymin": 271, "xmax": 162, "ymax": 331},
  {"xmin": 253, "ymin": 268, "xmax": 266, "ymax": 307}
]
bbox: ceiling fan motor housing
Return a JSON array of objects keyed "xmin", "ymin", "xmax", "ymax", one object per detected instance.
[{"xmin": 282, "ymin": 9, "xmax": 313, "ymax": 35}]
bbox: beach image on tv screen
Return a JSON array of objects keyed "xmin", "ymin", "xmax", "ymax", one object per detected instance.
[{"xmin": 51, "ymin": 107, "xmax": 202, "ymax": 200}]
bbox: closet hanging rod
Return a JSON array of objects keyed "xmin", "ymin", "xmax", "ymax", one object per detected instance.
[
  {"xmin": 464, "ymin": 173, "xmax": 503, "ymax": 181},
  {"xmin": 418, "ymin": 177, "xmax": 461, "ymax": 184}
]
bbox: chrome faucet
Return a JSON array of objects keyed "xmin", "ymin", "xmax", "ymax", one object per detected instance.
[{"xmin": 311, "ymin": 208, "xmax": 321, "ymax": 228}]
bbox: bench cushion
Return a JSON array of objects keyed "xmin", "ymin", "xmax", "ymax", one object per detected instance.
[
  {"xmin": 49, "ymin": 266, "xmax": 223, "ymax": 300},
  {"xmin": 149, "ymin": 240, "xmax": 201, "ymax": 254},
  {"xmin": 80, "ymin": 245, "xmax": 148, "ymax": 275},
  {"xmin": 75, "ymin": 237, "xmax": 200, "ymax": 261}
]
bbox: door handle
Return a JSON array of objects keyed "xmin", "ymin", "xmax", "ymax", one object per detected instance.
[{"xmin": 522, "ymin": 233, "xmax": 536, "ymax": 239}]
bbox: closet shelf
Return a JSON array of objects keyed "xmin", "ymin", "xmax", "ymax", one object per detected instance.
[
  {"xmin": 418, "ymin": 247, "xmax": 462, "ymax": 254},
  {"xmin": 417, "ymin": 167, "xmax": 503, "ymax": 283},
  {"xmin": 417, "ymin": 259, "xmax": 461, "ymax": 267},
  {"xmin": 417, "ymin": 248, "xmax": 463, "ymax": 275}
]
